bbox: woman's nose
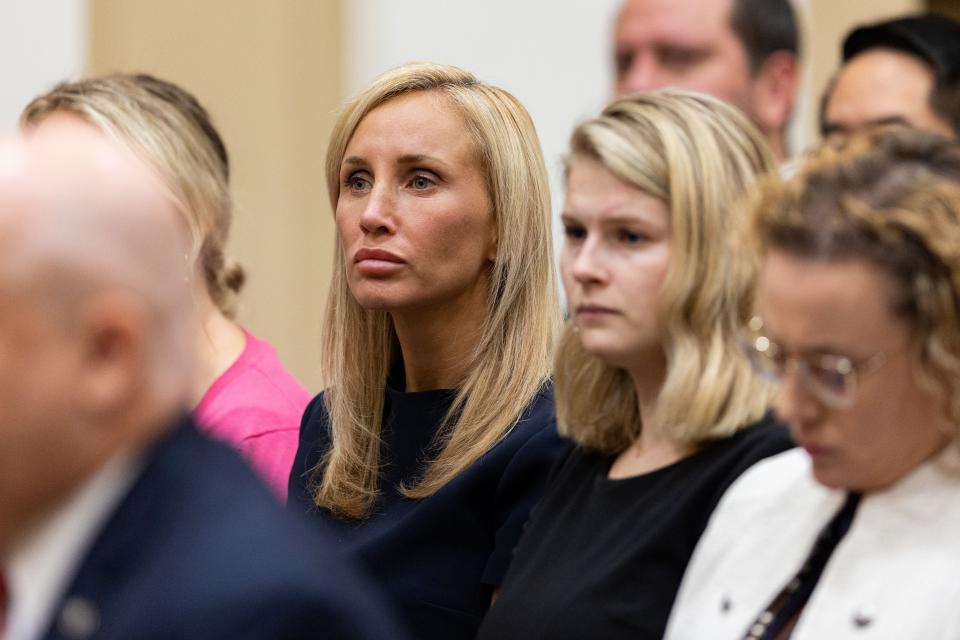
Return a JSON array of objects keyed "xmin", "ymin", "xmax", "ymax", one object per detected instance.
[
  {"xmin": 775, "ymin": 366, "xmax": 823, "ymax": 432},
  {"xmin": 358, "ymin": 186, "xmax": 397, "ymax": 235},
  {"xmin": 569, "ymin": 239, "xmax": 608, "ymax": 286}
]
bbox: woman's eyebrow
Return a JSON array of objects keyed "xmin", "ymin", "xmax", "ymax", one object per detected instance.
[{"xmin": 396, "ymin": 154, "xmax": 448, "ymax": 168}]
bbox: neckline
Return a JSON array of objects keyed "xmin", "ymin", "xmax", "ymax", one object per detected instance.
[{"xmin": 596, "ymin": 445, "xmax": 707, "ymax": 487}]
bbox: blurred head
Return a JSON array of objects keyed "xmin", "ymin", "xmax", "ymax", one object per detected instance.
[
  {"xmin": 821, "ymin": 13, "xmax": 960, "ymax": 143},
  {"xmin": 0, "ymin": 119, "xmax": 194, "ymax": 552},
  {"xmin": 613, "ymin": 0, "xmax": 799, "ymax": 155},
  {"xmin": 557, "ymin": 89, "xmax": 776, "ymax": 453},
  {"xmin": 750, "ymin": 128, "xmax": 960, "ymax": 491},
  {"xmin": 21, "ymin": 74, "xmax": 245, "ymax": 317},
  {"xmin": 317, "ymin": 62, "xmax": 559, "ymax": 518}
]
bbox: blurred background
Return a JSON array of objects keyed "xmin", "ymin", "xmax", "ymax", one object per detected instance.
[{"xmin": 2, "ymin": 0, "xmax": 956, "ymax": 390}]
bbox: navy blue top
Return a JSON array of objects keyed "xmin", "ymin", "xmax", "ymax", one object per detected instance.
[
  {"xmin": 288, "ymin": 383, "xmax": 565, "ymax": 640},
  {"xmin": 44, "ymin": 416, "xmax": 405, "ymax": 640}
]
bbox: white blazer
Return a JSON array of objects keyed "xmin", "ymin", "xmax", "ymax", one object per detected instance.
[{"xmin": 665, "ymin": 446, "xmax": 960, "ymax": 640}]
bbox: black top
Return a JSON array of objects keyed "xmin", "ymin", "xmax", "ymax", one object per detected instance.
[
  {"xmin": 288, "ymin": 383, "xmax": 565, "ymax": 640},
  {"xmin": 476, "ymin": 414, "xmax": 794, "ymax": 640}
]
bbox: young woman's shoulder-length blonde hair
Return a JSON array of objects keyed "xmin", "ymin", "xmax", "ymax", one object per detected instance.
[
  {"xmin": 317, "ymin": 62, "xmax": 560, "ymax": 518},
  {"xmin": 556, "ymin": 88, "xmax": 777, "ymax": 454},
  {"xmin": 20, "ymin": 74, "xmax": 245, "ymax": 317}
]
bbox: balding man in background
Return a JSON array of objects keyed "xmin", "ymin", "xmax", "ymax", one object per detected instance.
[
  {"xmin": 0, "ymin": 118, "xmax": 405, "ymax": 640},
  {"xmin": 821, "ymin": 13, "xmax": 960, "ymax": 144},
  {"xmin": 613, "ymin": 0, "xmax": 799, "ymax": 161}
]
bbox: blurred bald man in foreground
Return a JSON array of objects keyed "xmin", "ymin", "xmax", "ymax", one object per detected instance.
[{"xmin": 0, "ymin": 118, "xmax": 404, "ymax": 640}]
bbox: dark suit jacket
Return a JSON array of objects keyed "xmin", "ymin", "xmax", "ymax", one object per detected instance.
[{"xmin": 39, "ymin": 416, "xmax": 407, "ymax": 640}]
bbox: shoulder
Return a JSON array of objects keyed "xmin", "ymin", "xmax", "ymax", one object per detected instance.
[
  {"xmin": 727, "ymin": 412, "xmax": 795, "ymax": 458},
  {"xmin": 699, "ymin": 412, "xmax": 795, "ymax": 479},
  {"xmin": 211, "ymin": 332, "xmax": 310, "ymax": 405},
  {"xmin": 718, "ymin": 447, "xmax": 813, "ymax": 512},
  {"xmin": 664, "ymin": 450, "xmax": 835, "ymax": 640},
  {"xmin": 241, "ymin": 333, "xmax": 313, "ymax": 405},
  {"xmin": 74, "ymin": 423, "xmax": 405, "ymax": 638},
  {"xmin": 517, "ymin": 385, "xmax": 556, "ymax": 426},
  {"xmin": 505, "ymin": 385, "xmax": 558, "ymax": 444},
  {"xmin": 297, "ymin": 391, "xmax": 331, "ymax": 449},
  {"xmin": 695, "ymin": 447, "xmax": 834, "ymax": 556},
  {"xmin": 287, "ymin": 391, "xmax": 330, "ymax": 509},
  {"xmin": 496, "ymin": 385, "xmax": 564, "ymax": 472},
  {"xmin": 301, "ymin": 391, "xmax": 330, "ymax": 427},
  {"xmin": 195, "ymin": 333, "xmax": 312, "ymax": 440}
]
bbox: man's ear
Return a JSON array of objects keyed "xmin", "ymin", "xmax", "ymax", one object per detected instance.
[
  {"xmin": 750, "ymin": 50, "xmax": 799, "ymax": 138},
  {"xmin": 74, "ymin": 292, "xmax": 148, "ymax": 417}
]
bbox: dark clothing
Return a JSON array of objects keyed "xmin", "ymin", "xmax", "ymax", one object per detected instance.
[
  {"xmin": 41, "ymin": 417, "xmax": 404, "ymax": 640},
  {"xmin": 288, "ymin": 384, "xmax": 565, "ymax": 640},
  {"xmin": 477, "ymin": 415, "xmax": 794, "ymax": 640}
]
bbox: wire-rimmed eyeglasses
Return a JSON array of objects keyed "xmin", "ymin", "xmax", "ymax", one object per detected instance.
[{"xmin": 740, "ymin": 316, "xmax": 888, "ymax": 409}]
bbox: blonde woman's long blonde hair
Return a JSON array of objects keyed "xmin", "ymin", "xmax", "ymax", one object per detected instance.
[
  {"xmin": 315, "ymin": 63, "xmax": 560, "ymax": 518},
  {"xmin": 556, "ymin": 89, "xmax": 777, "ymax": 454}
]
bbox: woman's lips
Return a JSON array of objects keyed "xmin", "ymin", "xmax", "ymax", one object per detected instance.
[
  {"xmin": 353, "ymin": 247, "xmax": 406, "ymax": 276},
  {"xmin": 800, "ymin": 442, "xmax": 833, "ymax": 460},
  {"xmin": 575, "ymin": 304, "xmax": 618, "ymax": 316},
  {"xmin": 575, "ymin": 304, "xmax": 619, "ymax": 325}
]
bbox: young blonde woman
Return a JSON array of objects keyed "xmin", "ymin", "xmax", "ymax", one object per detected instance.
[
  {"xmin": 286, "ymin": 63, "xmax": 564, "ymax": 639},
  {"xmin": 477, "ymin": 89, "xmax": 794, "ymax": 640},
  {"xmin": 22, "ymin": 75, "xmax": 311, "ymax": 499}
]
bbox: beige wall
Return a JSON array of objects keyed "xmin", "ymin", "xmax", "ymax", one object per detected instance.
[
  {"xmin": 88, "ymin": 0, "xmax": 936, "ymax": 392},
  {"xmin": 89, "ymin": 0, "xmax": 343, "ymax": 391}
]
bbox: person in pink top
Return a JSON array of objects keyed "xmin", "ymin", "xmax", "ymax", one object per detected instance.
[
  {"xmin": 21, "ymin": 74, "xmax": 310, "ymax": 498},
  {"xmin": 194, "ymin": 329, "xmax": 311, "ymax": 496}
]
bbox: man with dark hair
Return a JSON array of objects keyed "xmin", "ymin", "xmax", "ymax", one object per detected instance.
[
  {"xmin": 613, "ymin": 0, "xmax": 800, "ymax": 160},
  {"xmin": 821, "ymin": 13, "xmax": 960, "ymax": 143}
]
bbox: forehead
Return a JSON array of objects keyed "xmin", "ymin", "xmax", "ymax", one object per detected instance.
[
  {"xmin": 346, "ymin": 91, "xmax": 474, "ymax": 159},
  {"xmin": 0, "ymin": 145, "xmax": 37, "ymax": 283},
  {"xmin": 827, "ymin": 49, "xmax": 945, "ymax": 130},
  {"xmin": 759, "ymin": 251, "xmax": 900, "ymax": 347},
  {"xmin": 616, "ymin": 0, "xmax": 736, "ymax": 45},
  {"xmin": 564, "ymin": 156, "xmax": 668, "ymax": 223}
]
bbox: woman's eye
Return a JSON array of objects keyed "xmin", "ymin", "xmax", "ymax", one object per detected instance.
[
  {"xmin": 563, "ymin": 224, "xmax": 586, "ymax": 240},
  {"xmin": 619, "ymin": 229, "xmax": 646, "ymax": 244},
  {"xmin": 809, "ymin": 363, "xmax": 848, "ymax": 392},
  {"xmin": 410, "ymin": 175, "xmax": 435, "ymax": 190},
  {"xmin": 344, "ymin": 174, "xmax": 371, "ymax": 192}
]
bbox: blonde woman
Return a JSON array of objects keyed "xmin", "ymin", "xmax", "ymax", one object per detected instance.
[
  {"xmin": 22, "ymin": 75, "xmax": 311, "ymax": 499},
  {"xmin": 666, "ymin": 129, "xmax": 960, "ymax": 640},
  {"xmin": 478, "ymin": 90, "xmax": 794, "ymax": 640},
  {"xmin": 287, "ymin": 63, "xmax": 563, "ymax": 639}
]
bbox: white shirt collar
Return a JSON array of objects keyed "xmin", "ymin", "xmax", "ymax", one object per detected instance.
[{"xmin": 6, "ymin": 453, "xmax": 142, "ymax": 640}]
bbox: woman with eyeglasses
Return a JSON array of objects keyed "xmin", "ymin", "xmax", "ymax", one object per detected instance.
[
  {"xmin": 666, "ymin": 128, "xmax": 960, "ymax": 640},
  {"xmin": 476, "ymin": 90, "xmax": 793, "ymax": 640}
]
